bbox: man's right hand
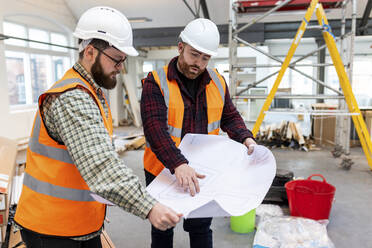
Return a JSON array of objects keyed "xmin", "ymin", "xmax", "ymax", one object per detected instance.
[
  {"xmin": 148, "ymin": 202, "xmax": 182, "ymax": 231},
  {"xmin": 174, "ymin": 163, "xmax": 206, "ymax": 196}
]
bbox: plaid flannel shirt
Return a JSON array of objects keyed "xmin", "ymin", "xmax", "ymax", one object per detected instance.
[{"xmin": 141, "ymin": 57, "xmax": 254, "ymax": 173}]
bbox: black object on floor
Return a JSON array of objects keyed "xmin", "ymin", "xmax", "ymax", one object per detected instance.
[{"xmin": 263, "ymin": 169, "xmax": 294, "ymax": 206}]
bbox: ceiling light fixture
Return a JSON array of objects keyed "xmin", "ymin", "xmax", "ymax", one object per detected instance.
[{"xmin": 128, "ymin": 17, "xmax": 152, "ymax": 23}]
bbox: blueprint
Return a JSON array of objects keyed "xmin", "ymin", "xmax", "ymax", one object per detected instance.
[{"xmin": 146, "ymin": 134, "xmax": 276, "ymax": 218}]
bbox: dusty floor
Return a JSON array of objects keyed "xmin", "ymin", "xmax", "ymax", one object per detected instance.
[{"xmin": 105, "ymin": 126, "xmax": 372, "ymax": 247}]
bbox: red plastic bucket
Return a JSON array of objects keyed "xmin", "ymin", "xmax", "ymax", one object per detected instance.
[{"xmin": 285, "ymin": 174, "xmax": 336, "ymax": 220}]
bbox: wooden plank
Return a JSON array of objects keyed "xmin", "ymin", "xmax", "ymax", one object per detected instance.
[
  {"xmin": 8, "ymin": 225, "xmax": 26, "ymax": 248},
  {"xmin": 295, "ymin": 123, "xmax": 305, "ymax": 145},
  {"xmin": 125, "ymin": 136, "xmax": 146, "ymax": 150},
  {"xmin": 101, "ymin": 230, "xmax": 115, "ymax": 248},
  {"xmin": 114, "ymin": 132, "xmax": 144, "ymax": 140}
]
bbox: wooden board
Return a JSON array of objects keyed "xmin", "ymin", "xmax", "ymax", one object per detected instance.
[{"xmin": 101, "ymin": 230, "xmax": 115, "ymax": 248}]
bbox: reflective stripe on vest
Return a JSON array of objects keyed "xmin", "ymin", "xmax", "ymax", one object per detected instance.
[
  {"xmin": 206, "ymin": 68, "xmax": 225, "ymax": 133},
  {"xmin": 50, "ymin": 78, "xmax": 86, "ymax": 90},
  {"xmin": 155, "ymin": 68, "xmax": 225, "ymax": 138},
  {"xmin": 29, "ymin": 114, "xmax": 73, "ymax": 164},
  {"xmin": 156, "ymin": 68, "xmax": 182, "ymax": 138},
  {"xmin": 207, "ymin": 68, "xmax": 225, "ymax": 104},
  {"xmin": 208, "ymin": 119, "xmax": 221, "ymax": 133},
  {"xmin": 28, "ymin": 78, "xmax": 90, "ymax": 165},
  {"xmin": 27, "ymin": 77, "xmax": 108, "ymax": 201},
  {"xmin": 23, "ymin": 172, "xmax": 95, "ymax": 202},
  {"xmin": 15, "ymin": 69, "xmax": 109, "ymax": 236},
  {"xmin": 143, "ymin": 66, "xmax": 225, "ymax": 176}
]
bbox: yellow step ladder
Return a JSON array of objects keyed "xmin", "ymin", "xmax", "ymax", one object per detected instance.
[{"xmin": 251, "ymin": 0, "xmax": 372, "ymax": 169}]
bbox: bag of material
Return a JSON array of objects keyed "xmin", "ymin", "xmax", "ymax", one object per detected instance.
[{"xmin": 253, "ymin": 216, "xmax": 335, "ymax": 248}]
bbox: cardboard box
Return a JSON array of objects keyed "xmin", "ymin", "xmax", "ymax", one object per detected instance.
[
  {"xmin": 0, "ymin": 225, "xmax": 6, "ymax": 243},
  {"xmin": 312, "ymin": 103, "xmax": 337, "ymax": 146},
  {"xmin": 0, "ymin": 194, "xmax": 7, "ymax": 226},
  {"xmin": 0, "ymin": 137, "xmax": 17, "ymax": 243},
  {"xmin": 8, "ymin": 225, "xmax": 26, "ymax": 248},
  {"xmin": 361, "ymin": 110, "xmax": 372, "ymax": 141},
  {"xmin": 0, "ymin": 137, "xmax": 17, "ymax": 194},
  {"xmin": 348, "ymin": 109, "xmax": 372, "ymax": 147}
]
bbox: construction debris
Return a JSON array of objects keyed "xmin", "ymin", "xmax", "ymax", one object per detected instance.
[
  {"xmin": 125, "ymin": 136, "xmax": 146, "ymax": 150},
  {"xmin": 331, "ymin": 144, "xmax": 345, "ymax": 158},
  {"xmin": 339, "ymin": 156, "xmax": 354, "ymax": 170},
  {"xmin": 257, "ymin": 121, "xmax": 317, "ymax": 151},
  {"xmin": 331, "ymin": 144, "xmax": 354, "ymax": 170},
  {"xmin": 263, "ymin": 169, "xmax": 293, "ymax": 206},
  {"xmin": 114, "ymin": 134, "xmax": 146, "ymax": 154}
]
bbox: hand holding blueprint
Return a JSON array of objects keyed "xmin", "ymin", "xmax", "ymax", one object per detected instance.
[{"xmin": 146, "ymin": 134, "xmax": 276, "ymax": 218}]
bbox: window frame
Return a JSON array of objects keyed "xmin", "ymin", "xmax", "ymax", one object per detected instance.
[{"xmin": 3, "ymin": 20, "xmax": 73, "ymax": 111}]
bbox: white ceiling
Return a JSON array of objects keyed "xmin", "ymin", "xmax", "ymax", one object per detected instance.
[{"xmin": 64, "ymin": 0, "xmax": 372, "ymax": 29}]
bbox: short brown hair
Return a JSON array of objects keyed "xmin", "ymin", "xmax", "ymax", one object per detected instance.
[{"xmin": 78, "ymin": 39, "xmax": 111, "ymax": 60}]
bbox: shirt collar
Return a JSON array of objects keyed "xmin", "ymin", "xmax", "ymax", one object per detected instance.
[{"xmin": 73, "ymin": 62, "xmax": 103, "ymax": 96}]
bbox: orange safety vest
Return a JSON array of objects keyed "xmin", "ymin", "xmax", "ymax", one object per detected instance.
[
  {"xmin": 15, "ymin": 68, "xmax": 113, "ymax": 237},
  {"xmin": 144, "ymin": 66, "xmax": 226, "ymax": 176}
]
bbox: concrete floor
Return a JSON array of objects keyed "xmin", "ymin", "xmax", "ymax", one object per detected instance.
[{"xmin": 106, "ymin": 128, "xmax": 372, "ymax": 247}]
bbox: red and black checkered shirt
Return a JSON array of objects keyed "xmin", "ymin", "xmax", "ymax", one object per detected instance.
[{"xmin": 140, "ymin": 57, "xmax": 254, "ymax": 173}]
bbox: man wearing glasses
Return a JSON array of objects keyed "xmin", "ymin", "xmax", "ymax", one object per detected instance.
[{"xmin": 15, "ymin": 6, "xmax": 181, "ymax": 247}]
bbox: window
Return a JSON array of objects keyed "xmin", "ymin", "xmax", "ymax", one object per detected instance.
[
  {"xmin": 267, "ymin": 59, "xmax": 290, "ymax": 90},
  {"xmin": 142, "ymin": 61, "xmax": 154, "ymax": 76},
  {"xmin": 3, "ymin": 22, "xmax": 27, "ymax": 46},
  {"xmin": 6, "ymin": 53, "xmax": 26, "ymax": 105},
  {"xmin": 51, "ymin": 32, "xmax": 68, "ymax": 52},
  {"xmin": 324, "ymin": 56, "xmax": 372, "ymax": 104},
  {"xmin": 266, "ymin": 57, "xmax": 317, "ymax": 109},
  {"xmin": 53, "ymin": 57, "xmax": 70, "ymax": 81},
  {"xmin": 139, "ymin": 60, "xmax": 166, "ymax": 99},
  {"xmin": 142, "ymin": 60, "xmax": 166, "ymax": 78},
  {"xmin": 352, "ymin": 58, "xmax": 372, "ymax": 105},
  {"xmin": 29, "ymin": 28, "xmax": 49, "ymax": 50},
  {"xmin": 3, "ymin": 21, "xmax": 72, "ymax": 108},
  {"xmin": 30, "ymin": 54, "xmax": 48, "ymax": 103}
]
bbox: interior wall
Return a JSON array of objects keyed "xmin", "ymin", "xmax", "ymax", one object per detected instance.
[
  {"xmin": 2, "ymin": 1, "xmax": 372, "ymax": 141},
  {"xmin": 109, "ymin": 57, "xmax": 142, "ymax": 128},
  {"xmin": 0, "ymin": 0, "xmax": 76, "ymax": 140}
]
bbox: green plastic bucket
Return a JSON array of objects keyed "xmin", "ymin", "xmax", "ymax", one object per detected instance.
[{"xmin": 230, "ymin": 208, "xmax": 256, "ymax": 233}]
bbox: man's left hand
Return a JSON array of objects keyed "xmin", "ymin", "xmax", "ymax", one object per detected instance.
[{"xmin": 243, "ymin": 137, "xmax": 257, "ymax": 155}]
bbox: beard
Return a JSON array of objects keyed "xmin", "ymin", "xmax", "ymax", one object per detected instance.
[
  {"xmin": 177, "ymin": 51, "xmax": 203, "ymax": 80},
  {"xmin": 91, "ymin": 54, "xmax": 118, "ymax": 90}
]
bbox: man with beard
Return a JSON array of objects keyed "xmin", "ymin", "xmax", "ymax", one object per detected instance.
[
  {"xmin": 141, "ymin": 18, "xmax": 256, "ymax": 248},
  {"xmin": 14, "ymin": 6, "xmax": 181, "ymax": 247}
]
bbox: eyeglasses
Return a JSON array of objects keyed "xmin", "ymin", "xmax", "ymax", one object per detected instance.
[{"xmin": 94, "ymin": 46, "xmax": 127, "ymax": 67}]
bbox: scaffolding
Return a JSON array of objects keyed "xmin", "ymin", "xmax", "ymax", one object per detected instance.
[{"xmin": 228, "ymin": 0, "xmax": 357, "ymax": 154}]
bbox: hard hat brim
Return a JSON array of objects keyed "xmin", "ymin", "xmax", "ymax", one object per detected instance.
[
  {"xmin": 73, "ymin": 31, "xmax": 139, "ymax": 57},
  {"xmin": 118, "ymin": 46, "xmax": 139, "ymax": 57}
]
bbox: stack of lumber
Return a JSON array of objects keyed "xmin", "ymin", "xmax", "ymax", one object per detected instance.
[
  {"xmin": 257, "ymin": 121, "xmax": 318, "ymax": 151},
  {"xmin": 114, "ymin": 133, "xmax": 146, "ymax": 154}
]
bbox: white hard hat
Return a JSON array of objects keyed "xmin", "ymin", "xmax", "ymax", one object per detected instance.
[
  {"xmin": 73, "ymin": 6, "xmax": 138, "ymax": 56},
  {"xmin": 179, "ymin": 18, "xmax": 220, "ymax": 56}
]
